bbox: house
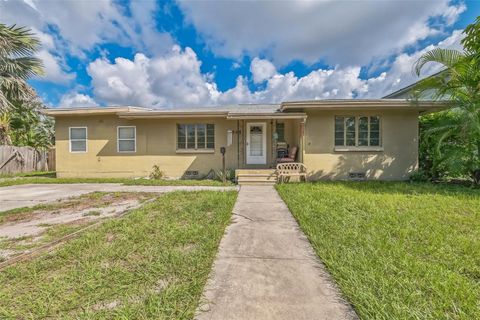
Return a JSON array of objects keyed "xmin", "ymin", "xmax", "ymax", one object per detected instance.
[
  {"xmin": 383, "ymin": 70, "xmax": 445, "ymax": 99},
  {"xmin": 43, "ymin": 99, "xmax": 443, "ymax": 182}
]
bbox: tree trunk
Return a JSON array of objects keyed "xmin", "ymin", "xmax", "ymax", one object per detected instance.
[{"xmin": 473, "ymin": 142, "xmax": 480, "ymax": 185}]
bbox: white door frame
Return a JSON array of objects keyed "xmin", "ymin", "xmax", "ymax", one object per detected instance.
[{"xmin": 246, "ymin": 122, "xmax": 267, "ymax": 165}]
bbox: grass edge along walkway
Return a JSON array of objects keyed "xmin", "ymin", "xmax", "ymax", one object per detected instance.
[
  {"xmin": 0, "ymin": 190, "xmax": 237, "ymax": 319},
  {"xmin": 276, "ymin": 181, "xmax": 480, "ymax": 320}
]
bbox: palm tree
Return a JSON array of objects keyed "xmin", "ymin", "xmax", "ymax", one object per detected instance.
[
  {"xmin": 0, "ymin": 23, "xmax": 44, "ymax": 113},
  {"xmin": 413, "ymin": 17, "xmax": 480, "ymax": 183}
]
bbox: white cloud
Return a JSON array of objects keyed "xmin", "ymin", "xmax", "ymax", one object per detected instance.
[
  {"xmin": 178, "ymin": 0, "xmax": 465, "ymax": 66},
  {"xmin": 0, "ymin": 0, "xmax": 174, "ymax": 57},
  {"xmin": 59, "ymin": 92, "xmax": 98, "ymax": 108},
  {"xmin": 360, "ymin": 29, "xmax": 464, "ymax": 98},
  {"xmin": 442, "ymin": 2, "xmax": 467, "ymax": 26},
  {"xmin": 87, "ymin": 46, "xmax": 218, "ymax": 107},
  {"xmin": 0, "ymin": 0, "xmax": 175, "ymax": 84},
  {"xmin": 28, "ymin": 29, "xmax": 76, "ymax": 84},
  {"xmin": 35, "ymin": 49, "xmax": 75, "ymax": 84},
  {"xmin": 85, "ymin": 29, "xmax": 464, "ymax": 107},
  {"xmin": 250, "ymin": 58, "xmax": 277, "ymax": 84}
]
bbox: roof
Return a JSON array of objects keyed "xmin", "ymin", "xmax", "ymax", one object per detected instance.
[
  {"xmin": 41, "ymin": 106, "xmax": 150, "ymax": 116},
  {"xmin": 382, "ymin": 70, "xmax": 446, "ymax": 99},
  {"xmin": 42, "ymin": 99, "xmax": 448, "ymax": 118},
  {"xmin": 281, "ymin": 99, "xmax": 447, "ymax": 113}
]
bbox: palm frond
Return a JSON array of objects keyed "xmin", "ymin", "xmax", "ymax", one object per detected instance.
[
  {"xmin": 0, "ymin": 24, "xmax": 41, "ymax": 58},
  {"xmin": 413, "ymin": 48, "xmax": 465, "ymax": 76},
  {"xmin": 0, "ymin": 56, "xmax": 44, "ymax": 79}
]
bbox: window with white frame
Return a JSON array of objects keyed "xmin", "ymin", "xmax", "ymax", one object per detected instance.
[
  {"xmin": 69, "ymin": 127, "xmax": 87, "ymax": 152},
  {"xmin": 117, "ymin": 126, "xmax": 136, "ymax": 152},
  {"xmin": 177, "ymin": 124, "xmax": 214, "ymax": 150},
  {"xmin": 335, "ymin": 116, "xmax": 380, "ymax": 147}
]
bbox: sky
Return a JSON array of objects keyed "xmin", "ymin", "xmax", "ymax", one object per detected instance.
[{"xmin": 0, "ymin": 0, "xmax": 478, "ymax": 109}]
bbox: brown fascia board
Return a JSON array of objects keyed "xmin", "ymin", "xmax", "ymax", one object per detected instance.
[
  {"xmin": 117, "ymin": 110, "xmax": 229, "ymax": 119},
  {"xmin": 226, "ymin": 112, "xmax": 307, "ymax": 120},
  {"xmin": 280, "ymin": 99, "xmax": 449, "ymax": 113},
  {"xmin": 41, "ymin": 106, "xmax": 150, "ymax": 117}
]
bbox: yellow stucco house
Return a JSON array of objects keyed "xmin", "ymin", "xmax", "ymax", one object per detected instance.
[{"xmin": 44, "ymin": 99, "xmax": 443, "ymax": 182}]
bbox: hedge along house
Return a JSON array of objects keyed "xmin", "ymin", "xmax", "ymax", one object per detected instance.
[{"xmin": 43, "ymin": 99, "xmax": 443, "ymax": 182}]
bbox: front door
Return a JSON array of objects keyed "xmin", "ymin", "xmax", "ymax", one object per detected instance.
[{"xmin": 246, "ymin": 122, "xmax": 267, "ymax": 164}]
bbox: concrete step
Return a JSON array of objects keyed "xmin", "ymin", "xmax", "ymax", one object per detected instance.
[
  {"xmin": 236, "ymin": 169, "xmax": 278, "ymax": 185},
  {"xmin": 238, "ymin": 180, "xmax": 277, "ymax": 186},
  {"xmin": 235, "ymin": 169, "xmax": 276, "ymax": 175},
  {"xmin": 237, "ymin": 175, "xmax": 277, "ymax": 181}
]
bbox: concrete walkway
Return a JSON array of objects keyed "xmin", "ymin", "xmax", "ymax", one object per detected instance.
[
  {"xmin": 196, "ymin": 185, "xmax": 357, "ymax": 320},
  {"xmin": 0, "ymin": 184, "xmax": 238, "ymax": 211}
]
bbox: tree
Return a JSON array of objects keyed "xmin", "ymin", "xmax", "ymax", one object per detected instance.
[
  {"xmin": 413, "ymin": 17, "xmax": 480, "ymax": 184},
  {"xmin": 9, "ymin": 99, "xmax": 54, "ymax": 149},
  {"xmin": 0, "ymin": 23, "xmax": 52, "ymax": 149},
  {"xmin": 0, "ymin": 24, "xmax": 44, "ymax": 112}
]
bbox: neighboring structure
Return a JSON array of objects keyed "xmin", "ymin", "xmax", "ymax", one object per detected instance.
[
  {"xmin": 43, "ymin": 99, "xmax": 443, "ymax": 181},
  {"xmin": 383, "ymin": 70, "xmax": 444, "ymax": 99}
]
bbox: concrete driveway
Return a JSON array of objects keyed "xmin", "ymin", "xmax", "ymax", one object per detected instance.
[{"xmin": 0, "ymin": 184, "xmax": 238, "ymax": 212}]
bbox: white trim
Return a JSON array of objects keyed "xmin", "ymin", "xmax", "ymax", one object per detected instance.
[
  {"xmin": 117, "ymin": 126, "xmax": 136, "ymax": 153},
  {"xmin": 69, "ymin": 127, "xmax": 87, "ymax": 153},
  {"xmin": 176, "ymin": 123, "xmax": 215, "ymax": 152},
  {"xmin": 246, "ymin": 122, "xmax": 267, "ymax": 165},
  {"xmin": 334, "ymin": 115, "xmax": 382, "ymax": 148}
]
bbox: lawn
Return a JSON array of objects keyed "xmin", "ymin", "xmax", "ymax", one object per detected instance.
[
  {"xmin": 0, "ymin": 192, "xmax": 155, "ymax": 262},
  {"xmin": 0, "ymin": 172, "xmax": 232, "ymax": 187},
  {"xmin": 276, "ymin": 182, "xmax": 480, "ymax": 320},
  {"xmin": 0, "ymin": 191, "xmax": 236, "ymax": 319}
]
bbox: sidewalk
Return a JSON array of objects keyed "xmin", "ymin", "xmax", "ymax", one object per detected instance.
[{"xmin": 196, "ymin": 185, "xmax": 357, "ymax": 320}]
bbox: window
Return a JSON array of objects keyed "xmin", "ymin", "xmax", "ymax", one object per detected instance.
[
  {"xmin": 117, "ymin": 126, "xmax": 136, "ymax": 152},
  {"xmin": 276, "ymin": 122, "xmax": 285, "ymax": 142},
  {"xmin": 177, "ymin": 124, "xmax": 214, "ymax": 150},
  {"xmin": 69, "ymin": 127, "xmax": 87, "ymax": 153},
  {"xmin": 334, "ymin": 116, "xmax": 381, "ymax": 147}
]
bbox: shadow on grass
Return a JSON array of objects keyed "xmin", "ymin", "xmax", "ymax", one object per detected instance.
[{"xmin": 295, "ymin": 180, "xmax": 480, "ymax": 198}]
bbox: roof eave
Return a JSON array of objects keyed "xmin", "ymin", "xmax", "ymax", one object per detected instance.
[
  {"xmin": 280, "ymin": 100, "xmax": 448, "ymax": 111},
  {"xmin": 118, "ymin": 111, "xmax": 229, "ymax": 119},
  {"xmin": 41, "ymin": 106, "xmax": 150, "ymax": 117}
]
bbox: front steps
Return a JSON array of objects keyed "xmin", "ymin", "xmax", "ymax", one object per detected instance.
[{"xmin": 236, "ymin": 169, "xmax": 277, "ymax": 186}]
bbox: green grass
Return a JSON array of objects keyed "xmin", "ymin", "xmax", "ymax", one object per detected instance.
[
  {"xmin": 0, "ymin": 192, "xmax": 156, "ymax": 264},
  {"xmin": 276, "ymin": 182, "xmax": 480, "ymax": 320},
  {"xmin": 0, "ymin": 191, "xmax": 236, "ymax": 319},
  {"xmin": 0, "ymin": 192, "xmax": 151, "ymax": 222},
  {"xmin": 0, "ymin": 173, "xmax": 232, "ymax": 187}
]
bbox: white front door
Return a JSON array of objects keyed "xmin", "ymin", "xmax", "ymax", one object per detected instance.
[{"xmin": 246, "ymin": 122, "xmax": 267, "ymax": 164}]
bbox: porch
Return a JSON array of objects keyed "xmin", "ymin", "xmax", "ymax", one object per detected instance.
[
  {"xmin": 232, "ymin": 115, "xmax": 306, "ymax": 185},
  {"xmin": 231, "ymin": 116, "xmax": 305, "ymax": 170}
]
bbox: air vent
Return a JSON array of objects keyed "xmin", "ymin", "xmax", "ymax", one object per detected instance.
[
  {"xmin": 348, "ymin": 172, "xmax": 366, "ymax": 180},
  {"xmin": 185, "ymin": 170, "xmax": 199, "ymax": 177}
]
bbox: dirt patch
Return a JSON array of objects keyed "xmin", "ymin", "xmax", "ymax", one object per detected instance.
[
  {"xmin": 0, "ymin": 249, "xmax": 16, "ymax": 262},
  {"xmin": 0, "ymin": 192, "xmax": 157, "ymax": 261}
]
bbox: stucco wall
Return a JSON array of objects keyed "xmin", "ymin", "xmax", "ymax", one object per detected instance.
[
  {"xmin": 303, "ymin": 109, "xmax": 419, "ymax": 180},
  {"xmin": 55, "ymin": 115, "xmax": 241, "ymax": 178},
  {"xmin": 54, "ymin": 110, "xmax": 419, "ymax": 181}
]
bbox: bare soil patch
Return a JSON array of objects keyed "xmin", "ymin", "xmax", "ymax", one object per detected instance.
[{"xmin": 0, "ymin": 192, "xmax": 156, "ymax": 262}]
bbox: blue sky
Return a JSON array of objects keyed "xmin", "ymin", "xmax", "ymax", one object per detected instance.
[{"xmin": 0, "ymin": 0, "xmax": 478, "ymax": 108}]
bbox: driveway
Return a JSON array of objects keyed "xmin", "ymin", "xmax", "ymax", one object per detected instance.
[
  {"xmin": 0, "ymin": 183, "xmax": 238, "ymax": 211},
  {"xmin": 196, "ymin": 185, "xmax": 357, "ymax": 320}
]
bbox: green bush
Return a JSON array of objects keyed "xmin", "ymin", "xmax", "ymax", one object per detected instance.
[{"xmin": 149, "ymin": 165, "xmax": 164, "ymax": 180}]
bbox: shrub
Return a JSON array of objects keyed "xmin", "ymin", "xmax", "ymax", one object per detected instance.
[
  {"xmin": 149, "ymin": 165, "xmax": 164, "ymax": 180},
  {"xmin": 409, "ymin": 170, "xmax": 429, "ymax": 182},
  {"xmin": 215, "ymin": 169, "xmax": 235, "ymax": 182}
]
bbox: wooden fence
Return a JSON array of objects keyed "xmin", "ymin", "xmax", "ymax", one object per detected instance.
[{"xmin": 0, "ymin": 145, "xmax": 55, "ymax": 174}]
